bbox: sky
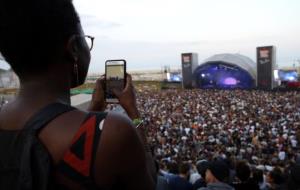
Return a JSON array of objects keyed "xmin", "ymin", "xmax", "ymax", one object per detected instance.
[
  {"xmin": 73, "ymin": 0, "xmax": 300, "ymax": 74},
  {"xmin": 1, "ymin": 0, "xmax": 300, "ymax": 74}
]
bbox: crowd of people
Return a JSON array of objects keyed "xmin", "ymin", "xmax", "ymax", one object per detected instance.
[
  {"xmin": 2, "ymin": 88, "xmax": 300, "ymax": 189},
  {"xmin": 133, "ymin": 89, "xmax": 300, "ymax": 190}
]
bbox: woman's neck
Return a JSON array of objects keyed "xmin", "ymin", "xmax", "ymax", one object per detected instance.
[{"xmin": 18, "ymin": 76, "xmax": 71, "ymax": 105}]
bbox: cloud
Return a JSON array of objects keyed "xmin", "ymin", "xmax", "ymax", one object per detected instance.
[
  {"xmin": 73, "ymin": 0, "xmax": 300, "ymax": 74},
  {"xmin": 80, "ymin": 14, "xmax": 122, "ymax": 29}
]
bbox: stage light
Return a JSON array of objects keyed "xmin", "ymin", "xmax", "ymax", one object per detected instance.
[
  {"xmin": 287, "ymin": 76, "xmax": 296, "ymax": 81},
  {"xmin": 173, "ymin": 76, "xmax": 181, "ymax": 82},
  {"xmin": 224, "ymin": 77, "xmax": 237, "ymax": 85},
  {"xmin": 194, "ymin": 62, "xmax": 255, "ymax": 89}
]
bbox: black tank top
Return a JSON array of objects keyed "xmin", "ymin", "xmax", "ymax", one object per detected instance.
[{"xmin": 0, "ymin": 103, "xmax": 107, "ymax": 190}]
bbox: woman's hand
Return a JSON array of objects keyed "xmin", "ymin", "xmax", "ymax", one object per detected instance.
[
  {"xmin": 88, "ymin": 76, "xmax": 106, "ymax": 112},
  {"xmin": 113, "ymin": 74, "xmax": 140, "ymax": 119}
]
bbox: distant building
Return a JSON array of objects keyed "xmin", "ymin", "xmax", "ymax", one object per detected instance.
[
  {"xmin": 131, "ymin": 70, "xmax": 166, "ymax": 81},
  {"xmin": 86, "ymin": 70, "xmax": 166, "ymax": 82}
]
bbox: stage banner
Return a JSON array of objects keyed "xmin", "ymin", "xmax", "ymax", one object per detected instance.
[
  {"xmin": 182, "ymin": 53, "xmax": 198, "ymax": 89},
  {"xmin": 257, "ymin": 46, "xmax": 275, "ymax": 89}
]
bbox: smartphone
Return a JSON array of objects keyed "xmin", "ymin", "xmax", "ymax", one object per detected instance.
[{"xmin": 105, "ymin": 59, "xmax": 126, "ymax": 103}]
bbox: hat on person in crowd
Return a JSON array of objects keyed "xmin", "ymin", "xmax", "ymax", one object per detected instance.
[
  {"xmin": 196, "ymin": 160, "xmax": 209, "ymax": 178},
  {"xmin": 207, "ymin": 160, "xmax": 230, "ymax": 182}
]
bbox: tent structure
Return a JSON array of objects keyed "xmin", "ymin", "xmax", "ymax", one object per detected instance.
[
  {"xmin": 0, "ymin": 56, "xmax": 10, "ymax": 71},
  {"xmin": 0, "ymin": 57, "xmax": 20, "ymax": 88},
  {"xmin": 194, "ymin": 54, "xmax": 256, "ymax": 89}
]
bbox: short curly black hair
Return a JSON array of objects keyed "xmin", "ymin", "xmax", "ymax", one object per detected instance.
[{"xmin": 0, "ymin": 0, "xmax": 80, "ymax": 76}]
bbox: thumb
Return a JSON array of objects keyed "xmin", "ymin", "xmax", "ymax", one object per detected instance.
[
  {"xmin": 94, "ymin": 76, "xmax": 105, "ymax": 92},
  {"xmin": 124, "ymin": 74, "xmax": 133, "ymax": 91}
]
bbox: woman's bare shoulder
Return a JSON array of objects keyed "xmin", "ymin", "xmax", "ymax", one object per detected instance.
[{"xmin": 93, "ymin": 112, "xmax": 150, "ymax": 188}]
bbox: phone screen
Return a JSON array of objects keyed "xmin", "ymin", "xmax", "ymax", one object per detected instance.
[{"xmin": 105, "ymin": 60, "xmax": 126, "ymax": 103}]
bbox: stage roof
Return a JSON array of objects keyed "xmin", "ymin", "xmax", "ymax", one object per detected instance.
[{"xmin": 200, "ymin": 53, "xmax": 256, "ymax": 79}]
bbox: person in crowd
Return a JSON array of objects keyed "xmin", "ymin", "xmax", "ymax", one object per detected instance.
[
  {"xmin": 193, "ymin": 160, "xmax": 209, "ymax": 190},
  {"xmin": 286, "ymin": 163, "xmax": 300, "ymax": 190},
  {"xmin": 232, "ymin": 161, "xmax": 259, "ymax": 190},
  {"xmin": 0, "ymin": 0, "xmax": 156, "ymax": 189},
  {"xmin": 266, "ymin": 168, "xmax": 286, "ymax": 190},
  {"xmin": 155, "ymin": 160, "xmax": 170, "ymax": 190},
  {"xmin": 168, "ymin": 160, "xmax": 180, "ymax": 175},
  {"xmin": 252, "ymin": 168, "xmax": 268, "ymax": 190},
  {"xmin": 199, "ymin": 160, "xmax": 234, "ymax": 190},
  {"xmin": 189, "ymin": 163, "xmax": 201, "ymax": 185},
  {"xmin": 168, "ymin": 162, "xmax": 193, "ymax": 190}
]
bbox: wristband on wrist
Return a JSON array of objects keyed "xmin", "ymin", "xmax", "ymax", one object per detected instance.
[{"xmin": 132, "ymin": 118, "xmax": 143, "ymax": 128}]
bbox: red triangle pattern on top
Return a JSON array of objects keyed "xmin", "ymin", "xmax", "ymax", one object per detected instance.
[{"xmin": 63, "ymin": 115, "xmax": 96, "ymax": 177}]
